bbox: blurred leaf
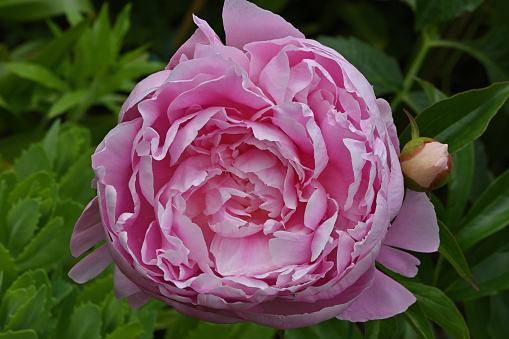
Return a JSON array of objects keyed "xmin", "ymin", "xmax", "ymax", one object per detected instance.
[
  {"xmin": 6, "ymin": 198, "xmax": 40, "ymax": 255},
  {"xmin": 54, "ymin": 125, "xmax": 91, "ymax": 176},
  {"xmin": 68, "ymin": 303, "xmax": 102, "ymax": 339},
  {"xmin": 42, "ymin": 119, "xmax": 61, "ymax": 165},
  {"xmin": 488, "ymin": 290, "xmax": 509, "ymax": 337},
  {"xmin": 403, "ymin": 282, "xmax": 469, "ymax": 339},
  {"xmin": 0, "ymin": 330, "xmax": 37, "ymax": 339},
  {"xmin": 0, "ymin": 0, "xmax": 93, "ymax": 21},
  {"xmin": 286, "ymin": 318, "xmax": 362, "ymax": 339},
  {"xmin": 437, "ymin": 220, "xmax": 477, "ymax": 288},
  {"xmin": 103, "ymin": 321, "xmax": 144, "ymax": 339},
  {"xmin": 415, "ymin": 0, "xmax": 483, "ymax": 30},
  {"xmin": 59, "ymin": 153, "xmax": 94, "ymax": 205},
  {"xmin": 230, "ymin": 322, "xmax": 277, "ymax": 339},
  {"xmin": 15, "ymin": 217, "xmax": 65, "ymax": 271},
  {"xmin": 470, "ymin": 139, "xmax": 492, "ymax": 201},
  {"xmin": 111, "ymin": 4, "xmax": 132, "ymax": 57},
  {"xmin": 400, "ymin": 82, "xmax": 509, "ymax": 154},
  {"xmin": 446, "ymin": 142, "xmax": 474, "ymax": 229},
  {"xmin": 48, "ymin": 89, "xmax": 87, "ymax": 118},
  {"xmin": 464, "ymin": 297, "xmax": 490, "ymax": 339},
  {"xmin": 319, "ymin": 36, "xmax": 403, "ymax": 96},
  {"xmin": 365, "ymin": 317, "xmax": 397, "ymax": 339},
  {"xmin": 3, "ymin": 62, "xmax": 68, "ymax": 90},
  {"xmin": 0, "ymin": 243, "xmax": 17, "ymax": 293},
  {"xmin": 101, "ymin": 294, "xmax": 125, "ymax": 336},
  {"xmin": 13, "ymin": 144, "xmax": 51, "ymax": 180},
  {"xmin": 448, "ymin": 252, "xmax": 509, "ymax": 301},
  {"xmin": 402, "ymin": 302, "xmax": 434, "ymax": 339},
  {"xmin": 415, "ymin": 77, "xmax": 448, "ymax": 104},
  {"xmin": 456, "ymin": 168, "xmax": 509, "ymax": 250}
]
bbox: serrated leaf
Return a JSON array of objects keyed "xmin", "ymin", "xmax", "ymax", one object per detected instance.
[
  {"xmin": 6, "ymin": 198, "xmax": 40, "ymax": 255},
  {"xmin": 402, "ymin": 302, "xmax": 434, "ymax": 339},
  {"xmin": 365, "ymin": 317, "xmax": 397, "ymax": 339},
  {"xmin": 101, "ymin": 294, "xmax": 125, "ymax": 336},
  {"xmin": 456, "ymin": 168, "xmax": 509, "ymax": 250},
  {"xmin": 13, "ymin": 144, "xmax": 51, "ymax": 180},
  {"xmin": 104, "ymin": 321, "xmax": 144, "ymax": 339},
  {"xmin": 54, "ymin": 125, "xmax": 91, "ymax": 177},
  {"xmin": 48, "ymin": 89, "xmax": 87, "ymax": 118},
  {"xmin": 0, "ymin": 243, "xmax": 17, "ymax": 293},
  {"xmin": 403, "ymin": 282, "xmax": 469, "ymax": 339},
  {"xmin": 42, "ymin": 119, "xmax": 61, "ymax": 165},
  {"xmin": 0, "ymin": 329, "xmax": 37, "ymax": 339},
  {"xmin": 437, "ymin": 220, "xmax": 477, "ymax": 289},
  {"xmin": 4, "ymin": 285, "xmax": 46, "ymax": 332},
  {"xmin": 3, "ymin": 62, "xmax": 68, "ymax": 90},
  {"xmin": 76, "ymin": 275, "xmax": 114, "ymax": 306},
  {"xmin": 446, "ymin": 142, "xmax": 474, "ymax": 230},
  {"xmin": 448, "ymin": 252, "xmax": 509, "ymax": 301},
  {"xmin": 15, "ymin": 217, "xmax": 65, "ymax": 271},
  {"xmin": 400, "ymin": 82, "xmax": 509, "ymax": 154},
  {"xmin": 59, "ymin": 152, "xmax": 95, "ymax": 205},
  {"xmin": 318, "ymin": 36, "xmax": 403, "ymax": 96},
  {"xmin": 415, "ymin": 0, "xmax": 483, "ymax": 30},
  {"xmin": 7, "ymin": 171, "xmax": 53, "ymax": 206},
  {"xmin": 68, "ymin": 303, "xmax": 102, "ymax": 339}
]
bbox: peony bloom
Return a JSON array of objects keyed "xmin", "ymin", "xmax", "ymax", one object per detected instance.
[
  {"xmin": 69, "ymin": 0, "xmax": 439, "ymax": 329},
  {"xmin": 399, "ymin": 137, "xmax": 453, "ymax": 192}
]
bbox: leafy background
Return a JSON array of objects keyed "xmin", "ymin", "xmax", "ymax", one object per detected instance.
[{"xmin": 0, "ymin": 0, "xmax": 508, "ymax": 338}]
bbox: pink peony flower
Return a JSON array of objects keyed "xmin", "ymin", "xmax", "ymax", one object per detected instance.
[{"xmin": 69, "ymin": 0, "xmax": 439, "ymax": 329}]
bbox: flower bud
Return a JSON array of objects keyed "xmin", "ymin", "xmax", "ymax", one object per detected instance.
[{"xmin": 399, "ymin": 137, "xmax": 453, "ymax": 192}]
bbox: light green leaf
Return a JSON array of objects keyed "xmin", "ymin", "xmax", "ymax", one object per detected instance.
[
  {"xmin": 0, "ymin": 242, "xmax": 17, "ymax": 293},
  {"xmin": 13, "ymin": 144, "xmax": 51, "ymax": 180},
  {"xmin": 365, "ymin": 317, "xmax": 397, "ymax": 339},
  {"xmin": 76, "ymin": 275, "xmax": 114, "ymax": 306},
  {"xmin": 59, "ymin": 153, "xmax": 95, "ymax": 206},
  {"xmin": 456, "ymin": 168, "xmax": 509, "ymax": 250},
  {"xmin": 68, "ymin": 303, "xmax": 102, "ymax": 339},
  {"xmin": 402, "ymin": 302, "xmax": 434, "ymax": 339},
  {"xmin": 15, "ymin": 217, "xmax": 65, "ymax": 271},
  {"xmin": 6, "ymin": 198, "xmax": 40, "ymax": 255},
  {"xmin": 0, "ymin": 0, "xmax": 93, "ymax": 21},
  {"xmin": 230, "ymin": 322, "xmax": 278, "ymax": 339},
  {"xmin": 446, "ymin": 143, "xmax": 474, "ymax": 229},
  {"xmin": 448, "ymin": 252, "xmax": 509, "ymax": 301},
  {"xmin": 437, "ymin": 220, "xmax": 477, "ymax": 288},
  {"xmin": 3, "ymin": 62, "xmax": 68, "ymax": 90},
  {"xmin": 111, "ymin": 4, "xmax": 132, "ymax": 57},
  {"xmin": 4, "ymin": 286, "xmax": 46, "ymax": 332},
  {"xmin": 319, "ymin": 36, "xmax": 403, "ymax": 96},
  {"xmin": 403, "ymin": 282, "xmax": 469, "ymax": 339},
  {"xmin": 415, "ymin": 0, "xmax": 483, "ymax": 30},
  {"xmin": 0, "ymin": 330, "xmax": 37, "ymax": 339},
  {"xmin": 101, "ymin": 294, "xmax": 125, "ymax": 336},
  {"xmin": 48, "ymin": 89, "xmax": 87, "ymax": 118},
  {"xmin": 400, "ymin": 82, "xmax": 509, "ymax": 154},
  {"xmin": 42, "ymin": 119, "xmax": 61, "ymax": 165},
  {"xmin": 103, "ymin": 321, "xmax": 144, "ymax": 339}
]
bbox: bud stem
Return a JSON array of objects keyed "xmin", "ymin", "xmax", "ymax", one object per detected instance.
[{"xmin": 403, "ymin": 109, "xmax": 420, "ymax": 139}]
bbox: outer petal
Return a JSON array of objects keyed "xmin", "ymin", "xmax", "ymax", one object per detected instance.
[
  {"xmin": 384, "ymin": 190, "xmax": 440, "ymax": 253},
  {"xmin": 70, "ymin": 197, "xmax": 105, "ymax": 257},
  {"xmin": 377, "ymin": 245, "xmax": 420, "ymax": 278},
  {"xmin": 337, "ymin": 270, "xmax": 416, "ymax": 321},
  {"xmin": 223, "ymin": 0, "xmax": 304, "ymax": 49},
  {"xmin": 68, "ymin": 244, "xmax": 112, "ymax": 284}
]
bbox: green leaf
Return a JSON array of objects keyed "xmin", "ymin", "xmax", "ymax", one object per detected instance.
[
  {"xmin": 448, "ymin": 252, "xmax": 509, "ymax": 301},
  {"xmin": 446, "ymin": 142, "xmax": 474, "ymax": 230},
  {"xmin": 365, "ymin": 317, "xmax": 397, "ymax": 339},
  {"xmin": 0, "ymin": 330, "xmax": 37, "ymax": 339},
  {"xmin": 76, "ymin": 275, "xmax": 114, "ymax": 306},
  {"xmin": 415, "ymin": 77, "xmax": 448, "ymax": 104},
  {"xmin": 455, "ymin": 168, "xmax": 509, "ymax": 250},
  {"xmin": 403, "ymin": 282, "xmax": 469, "ymax": 339},
  {"xmin": 437, "ymin": 220, "xmax": 477, "ymax": 288},
  {"xmin": 15, "ymin": 217, "xmax": 65, "ymax": 271},
  {"xmin": 4, "ymin": 286, "xmax": 46, "ymax": 332},
  {"xmin": 13, "ymin": 144, "xmax": 51, "ymax": 180},
  {"xmin": 400, "ymin": 82, "xmax": 509, "ymax": 154},
  {"xmin": 6, "ymin": 198, "xmax": 40, "ymax": 255},
  {"xmin": 488, "ymin": 291, "xmax": 509, "ymax": 338},
  {"xmin": 0, "ymin": 0, "xmax": 93, "ymax": 21},
  {"xmin": 42, "ymin": 119, "xmax": 61, "ymax": 165},
  {"xmin": 402, "ymin": 302, "xmax": 434, "ymax": 339},
  {"xmin": 464, "ymin": 297, "xmax": 490, "ymax": 339},
  {"xmin": 48, "ymin": 89, "xmax": 87, "ymax": 118},
  {"xmin": 0, "ymin": 242, "xmax": 17, "ymax": 293},
  {"xmin": 230, "ymin": 322, "xmax": 278, "ymax": 339},
  {"xmin": 103, "ymin": 321, "xmax": 144, "ymax": 339},
  {"xmin": 68, "ymin": 303, "xmax": 102, "ymax": 339},
  {"xmin": 318, "ymin": 36, "xmax": 403, "ymax": 96},
  {"xmin": 3, "ymin": 62, "xmax": 68, "ymax": 90},
  {"xmin": 101, "ymin": 294, "xmax": 125, "ymax": 336},
  {"xmin": 286, "ymin": 318, "xmax": 362, "ymax": 339},
  {"xmin": 59, "ymin": 153, "xmax": 95, "ymax": 206},
  {"xmin": 415, "ymin": 0, "xmax": 483, "ymax": 30},
  {"xmin": 111, "ymin": 4, "xmax": 132, "ymax": 57}
]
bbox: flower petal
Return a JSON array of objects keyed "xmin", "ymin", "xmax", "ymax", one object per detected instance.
[
  {"xmin": 68, "ymin": 244, "xmax": 112, "ymax": 284},
  {"xmin": 377, "ymin": 245, "xmax": 420, "ymax": 278},
  {"xmin": 70, "ymin": 197, "xmax": 105, "ymax": 257}
]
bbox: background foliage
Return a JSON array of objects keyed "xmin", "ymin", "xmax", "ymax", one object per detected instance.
[{"xmin": 0, "ymin": 0, "xmax": 508, "ymax": 338}]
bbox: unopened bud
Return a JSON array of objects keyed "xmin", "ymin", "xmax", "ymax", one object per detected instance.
[{"xmin": 399, "ymin": 137, "xmax": 453, "ymax": 192}]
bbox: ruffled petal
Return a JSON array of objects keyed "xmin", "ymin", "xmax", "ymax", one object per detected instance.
[
  {"xmin": 337, "ymin": 270, "xmax": 416, "ymax": 321},
  {"xmin": 384, "ymin": 190, "xmax": 440, "ymax": 253},
  {"xmin": 223, "ymin": 0, "xmax": 304, "ymax": 49}
]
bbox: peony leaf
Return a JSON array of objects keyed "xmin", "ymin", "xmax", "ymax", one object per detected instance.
[
  {"xmin": 365, "ymin": 317, "xmax": 397, "ymax": 339},
  {"xmin": 415, "ymin": 77, "xmax": 448, "ymax": 105},
  {"xmin": 400, "ymin": 82, "xmax": 509, "ymax": 154},
  {"xmin": 3, "ymin": 62, "xmax": 68, "ymax": 90},
  {"xmin": 415, "ymin": 0, "xmax": 483, "ymax": 30},
  {"xmin": 488, "ymin": 291, "xmax": 509, "ymax": 337},
  {"xmin": 403, "ymin": 282, "xmax": 469, "ymax": 339},
  {"xmin": 464, "ymin": 297, "xmax": 491, "ymax": 339},
  {"xmin": 402, "ymin": 302, "xmax": 434, "ymax": 339},
  {"xmin": 319, "ymin": 36, "xmax": 403, "ymax": 96},
  {"xmin": 286, "ymin": 318, "xmax": 362, "ymax": 339},
  {"xmin": 448, "ymin": 252, "xmax": 509, "ymax": 301},
  {"xmin": 437, "ymin": 220, "xmax": 478, "ymax": 289},
  {"xmin": 446, "ymin": 142, "xmax": 475, "ymax": 230},
  {"xmin": 455, "ymin": 168, "xmax": 509, "ymax": 250}
]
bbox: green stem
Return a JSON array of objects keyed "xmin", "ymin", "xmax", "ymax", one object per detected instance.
[{"xmin": 391, "ymin": 31, "xmax": 432, "ymax": 111}]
